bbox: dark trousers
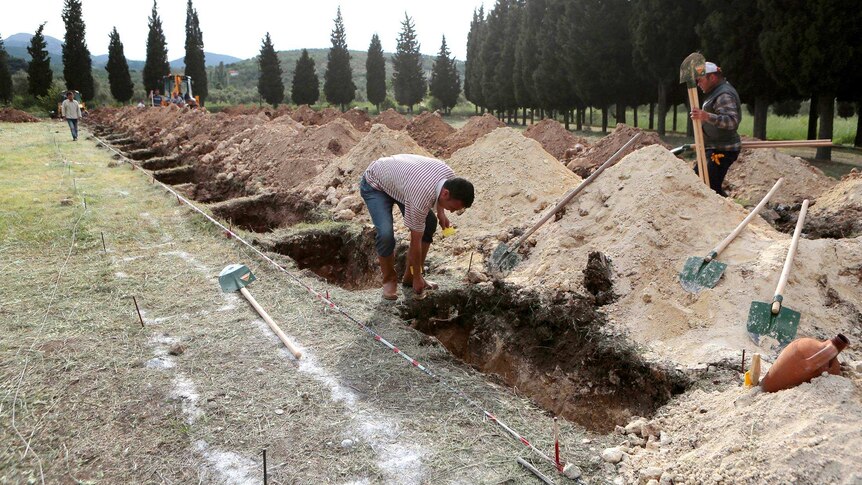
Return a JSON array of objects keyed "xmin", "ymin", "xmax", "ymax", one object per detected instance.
[
  {"xmin": 694, "ymin": 149, "xmax": 739, "ymax": 197},
  {"xmin": 359, "ymin": 176, "xmax": 437, "ymax": 257}
]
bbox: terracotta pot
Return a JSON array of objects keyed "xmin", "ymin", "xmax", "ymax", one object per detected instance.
[{"xmin": 760, "ymin": 334, "xmax": 849, "ymax": 392}]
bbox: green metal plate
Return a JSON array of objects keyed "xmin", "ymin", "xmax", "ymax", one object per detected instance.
[
  {"xmin": 218, "ymin": 263, "xmax": 256, "ymax": 293},
  {"xmin": 746, "ymin": 300, "xmax": 801, "ymax": 347},
  {"xmin": 679, "ymin": 256, "xmax": 727, "ymax": 293},
  {"xmin": 490, "ymin": 243, "xmax": 521, "ymax": 273},
  {"xmin": 679, "ymin": 52, "xmax": 706, "ymax": 87}
]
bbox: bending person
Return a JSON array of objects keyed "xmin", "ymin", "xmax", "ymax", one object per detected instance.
[{"xmin": 360, "ymin": 154, "xmax": 474, "ymax": 300}]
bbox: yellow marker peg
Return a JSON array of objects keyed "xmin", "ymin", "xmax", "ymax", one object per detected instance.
[{"xmin": 442, "ymin": 227, "xmax": 457, "ymax": 237}]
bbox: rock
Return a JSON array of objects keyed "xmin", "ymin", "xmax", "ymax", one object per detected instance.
[
  {"xmin": 274, "ymin": 409, "xmax": 284, "ymax": 415},
  {"xmin": 615, "ymin": 425, "xmax": 627, "ymax": 435},
  {"xmin": 334, "ymin": 209, "xmax": 355, "ymax": 221},
  {"xmin": 562, "ymin": 463, "xmax": 582, "ymax": 479},
  {"xmin": 625, "ymin": 418, "xmax": 648, "ymax": 436},
  {"xmin": 340, "ymin": 439, "xmax": 354, "ymax": 449},
  {"xmin": 642, "ymin": 421, "xmax": 661, "ymax": 438},
  {"xmin": 60, "ymin": 198, "xmax": 73, "ymax": 206},
  {"xmin": 466, "ymin": 269, "xmax": 488, "ymax": 284},
  {"xmin": 647, "ymin": 481, "xmax": 659, "ymax": 485},
  {"xmin": 641, "ymin": 467, "xmax": 663, "ymax": 481},
  {"xmin": 660, "ymin": 473, "xmax": 675, "ymax": 485},
  {"xmin": 335, "ymin": 195, "xmax": 362, "ymax": 212},
  {"xmin": 581, "ymin": 438, "xmax": 592, "ymax": 444},
  {"xmin": 660, "ymin": 431, "xmax": 672, "ymax": 446},
  {"xmin": 849, "ymin": 360, "xmax": 862, "ymax": 373},
  {"xmin": 627, "ymin": 434, "xmax": 646, "ymax": 447},
  {"xmin": 168, "ymin": 343, "xmax": 187, "ymax": 356},
  {"xmin": 601, "ymin": 447, "xmax": 624, "ymax": 464}
]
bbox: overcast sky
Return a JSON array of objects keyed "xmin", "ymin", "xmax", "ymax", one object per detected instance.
[{"xmin": 2, "ymin": 0, "xmax": 485, "ymax": 61}]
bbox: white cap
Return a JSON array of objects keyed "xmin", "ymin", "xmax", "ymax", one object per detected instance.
[{"xmin": 704, "ymin": 62, "xmax": 721, "ymax": 74}]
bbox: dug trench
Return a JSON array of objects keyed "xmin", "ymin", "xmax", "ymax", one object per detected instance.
[{"xmin": 400, "ymin": 275, "xmax": 689, "ymax": 434}]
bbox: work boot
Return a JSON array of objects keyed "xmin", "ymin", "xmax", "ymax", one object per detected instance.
[{"xmin": 379, "ymin": 255, "xmax": 398, "ymax": 300}]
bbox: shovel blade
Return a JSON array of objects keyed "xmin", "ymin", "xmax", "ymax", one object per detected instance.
[
  {"xmin": 679, "ymin": 52, "xmax": 706, "ymax": 86},
  {"xmin": 746, "ymin": 301, "xmax": 801, "ymax": 347},
  {"xmin": 679, "ymin": 257, "xmax": 727, "ymax": 292},
  {"xmin": 490, "ymin": 243, "xmax": 521, "ymax": 273}
]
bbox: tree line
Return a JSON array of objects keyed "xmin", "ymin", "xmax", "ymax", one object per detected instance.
[
  {"xmin": 464, "ymin": 0, "xmax": 862, "ymax": 157},
  {"xmin": 256, "ymin": 8, "xmax": 461, "ymax": 114}
]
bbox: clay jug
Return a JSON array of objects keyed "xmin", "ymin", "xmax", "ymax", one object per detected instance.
[{"xmin": 760, "ymin": 334, "xmax": 849, "ymax": 392}]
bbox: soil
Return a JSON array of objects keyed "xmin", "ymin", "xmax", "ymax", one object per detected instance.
[
  {"xmin": 439, "ymin": 114, "xmax": 506, "ymax": 158},
  {"xmin": 402, "ymin": 283, "xmax": 688, "ymax": 433},
  {"xmin": 339, "ymin": 108, "xmax": 373, "ymax": 132},
  {"xmin": 373, "ymin": 109, "xmax": 409, "ymax": 130},
  {"xmin": 208, "ymin": 191, "xmax": 323, "ymax": 232},
  {"xmin": 523, "ymin": 118, "xmax": 589, "ymax": 161},
  {"xmin": 726, "ymin": 148, "xmax": 836, "ymax": 205},
  {"xmin": 804, "ymin": 170, "xmax": 862, "ymax": 238},
  {"xmin": 566, "ymin": 124, "xmax": 670, "ymax": 177},
  {"xmin": 405, "ymin": 112, "xmax": 456, "ymax": 157},
  {"xmin": 0, "ymin": 108, "xmax": 40, "ymax": 122}
]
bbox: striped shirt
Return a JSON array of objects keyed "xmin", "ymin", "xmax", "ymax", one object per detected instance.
[{"xmin": 364, "ymin": 154, "xmax": 455, "ymax": 232}]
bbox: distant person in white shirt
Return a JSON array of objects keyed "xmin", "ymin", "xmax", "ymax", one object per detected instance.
[{"xmin": 60, "ymin": 91, "xmax": 83, "ymax": 141}]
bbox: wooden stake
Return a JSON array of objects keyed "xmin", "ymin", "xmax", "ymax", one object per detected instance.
[
  {"xmin": 553, "ymin": 417, "xmax": 561, "ymax": 471},
  {"xmin": 262, "ymin": 448, "xmax": 267, "ymax": 485},
  {"xmin": 467, "ymin": 251, "xmax": 474, "ymax": 275},
  {"xmin": 741, "ymin": 349, "xmax": 746, "ymax": 374},
  {"xmin": 132, "ymin": 296, "xmax": 145, "ymax": 328},
  {"xmin": 100, "ymin": 231, "xmax": 107, "ymax": 254}
]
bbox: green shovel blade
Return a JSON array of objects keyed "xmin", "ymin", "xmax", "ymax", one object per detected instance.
[
  {"xmin": 679, "ymin": 52, "xmax": 706, "ymax": 86},
  {"xmin": 679, "ymin": 256, "xmax": 727, "ymax": 293},
  {"xmin": 490, "ymin": 242, "xmax": 521, "ymax": 273},
  {"xmin": 746, "ymin": 301, "xmax": 801, "ymax": 347}
]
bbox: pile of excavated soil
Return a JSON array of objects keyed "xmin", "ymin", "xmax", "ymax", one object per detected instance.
[
  {"xmin": 726, "ymin": 148, "xmax": 835, "ymax": 205},
  {"xmin": 445, "ymin": 127, "xmax": 582, "ymax": 241},
  {"xmin": 523, "ymin": 119, "xmax": 588, "ymax": 161},
  {"xmin": 339, "ymin": 108, "xmax": 372, "ymax": 132},
  {"xmin": 373, "ymin": 109, "xmax": 408, "ymax": 130},
  {"xmin": 439, "ymin": 114, "xmax": 506, "ymax": 158},
  {"xmin": 617, "ymin": 373, "xmax": 862, "ymax": 484},
  {"xmin": 806, "ymin": 170, "xmax": 862, "ymax": 238},
  {"xmin": 0, "ymin": 108, "xmax": 40, "ymax": 122},
  {"xmin": 406, "ymin": 112, "xmax": 456, "ymax": 157},
  {"xmin": 509, "ymin": 145, "xmax": 862, "ymax": 366},
  {"xmin": 291, "ymin": 105, "xmax": 322, "ymax": 125},
  {"xmin": 566, "ymin": 124, "xmax": 669, "ymax": 177}
]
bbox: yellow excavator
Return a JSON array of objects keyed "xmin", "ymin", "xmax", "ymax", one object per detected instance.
[{"xmin": 151, "ymin": 74, "xmax": 200, "ymax": 107}]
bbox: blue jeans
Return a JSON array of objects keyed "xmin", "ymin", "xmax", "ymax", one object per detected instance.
[
  {"xmin": 359, "ymin": 176, "xmax": 437, "ymax": 257},
  {"xmin": 66, "ymin": 118, "xmax": 78, "ymax": 140}
]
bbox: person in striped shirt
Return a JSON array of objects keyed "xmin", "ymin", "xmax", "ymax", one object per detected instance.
[
  {"xmin": 690, "ymin": 61, "xmax": 742, "ymax": 197},
  {"xmin": 360, "ymin": 154, "xmax": 475, "ymax": 300}
]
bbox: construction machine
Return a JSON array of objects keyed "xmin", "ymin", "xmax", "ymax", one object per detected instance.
[{"xmin": 152, "ymin": 74, "xmax": 200, "ymax": 108}]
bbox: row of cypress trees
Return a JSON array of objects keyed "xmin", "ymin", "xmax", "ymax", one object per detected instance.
[
  {"xmin": 256, "ymin": 9, "xmax": 461, "ymax": 113},
  {"xmin": 0, "ymin": 0, "xmax": 210, "ymax": 106}
]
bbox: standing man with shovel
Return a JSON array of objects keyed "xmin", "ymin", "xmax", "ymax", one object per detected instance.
[
  {"xmin": 690, "ymin": 61, "xmax": 742, "ymax": 196},
  {"xmin": 360, "ymin": 154, "xmax": 474, "ymax": 300}
]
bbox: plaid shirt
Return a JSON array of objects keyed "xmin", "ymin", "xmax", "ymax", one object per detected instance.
[{"xmin": 703, "ymin": 91, "xmax": 741, "ymax": 151}]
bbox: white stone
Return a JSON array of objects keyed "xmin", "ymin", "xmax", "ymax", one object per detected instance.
[
  {"xmin": 334, "ymin": 209, "xmax": 355, "ymax": 221},
  {"xmin": 601, "ymin": 447, "xmax": 624, "ymax": 464},
  {"xmin": 562, "ymin": 463, "xmax": 582, "ymax": 479},
  {"xmin": 641, "ymin": 467, "xmax": 663, "ymax": 480}
]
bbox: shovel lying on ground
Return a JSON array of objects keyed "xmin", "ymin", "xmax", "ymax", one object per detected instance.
[
  {"xmin": 489, "ymin": 133, "xmax": 641, "ymax": 274},
  {"xmin": 746, "ymin": 199, "xmax": 809, "ymax": 348},
  {"xmin": 219, "ymin": 264, "xmax": 303, "ymax": 359},
  {"xmin": 670, "ymin": 139, "xmax": 833, "ymax": 155},
  {"xmin": 679, "ymin": 177, "xmax": 784, "ymax": 292},
  {"xmin": 679, "ymin": 52, "xmax": 710, "ymax": 187}
]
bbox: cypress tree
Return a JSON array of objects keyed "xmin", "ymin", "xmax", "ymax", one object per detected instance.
[
  {"xmin": 323, "ymin": 7, "xmax": 356, "ymax": 111},
  {"xmin": 514, "ymin": 0, "xmax": 543, "ymax": 124},
  {"xmin": 184, "ymin": 0, "xmax": 208, "ymax": 104},
  {"xmin": 392, "ymin": 13, "xmax": 426, "ymax": 112},
  {"xmin": 27, "ymin": 23, "xmax": 53, "ymax": 98},
  {"xmin": 0, "ymin": 34, "xmax": 12, "ymax": 104},
  {"xmin": 365, "ymin": 34, "xmax": 386, "ymax": 112},
  {"xmin": 464, "ymin": 6, "xmax": 486, "ymax": 112},
  {"xmin": 291, "ymin": 49, "xmax": 319, "ymax": 106},
  {"xmin": 61, "ymin": 0, "xmax": 95, "ymax": 101},
  {"xmin": 143, "ymin": 0, "xmax": 170, "ymax": 93},
  {"xmin": 429, "ymin": 36, "xmax": 460, "ymax": 114},
  {"xmin": 106, "ymin": 27, "xmax": 134, "ymax": 103},
  {"xmin": 480, "ymin": 0, "xmax": 510, "ymax": 116},
  {"xmin": 257, "ymin": 32, "xmax": 284, "ymax": 107}
]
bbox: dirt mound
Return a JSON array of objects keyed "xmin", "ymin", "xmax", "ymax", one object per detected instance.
[
  {"xmin": 445, "ymin": 127, "xmax": 582, "ymax": 240},
  {"xmin": 726, "ymin": 148, "xmax": 835, "ymax": 205},
  {"xmin": 523, "ymin": 119, "xmax": 588, "ymax": 161},
  {"xmin": 291, "ymin": 105, "xmax": 322, "ymax": 125},
  {"xmin": 619, "ymin": 373, "xmax": 862, "ymax": 484},
  {"xmin": 805, "ymin": 170, "xmax": 862, "ymax": 238},
  {"xmin": 339, "ymin": 108, "xmax": 372, "ymax": 132},
  {"xmin": 509, "ymin": 144, "xmax": 862, "ymax": 366},
  {"xmin": 373, "ymin": 109, "xmax": 408, "ymax": 130},
  {"xmin": 0, "ymin": 108, "xmax": 40, "ymax": 122},
  {"xmin": 406, "ymin": 111, "xmax": 456, "ymax": 157},
  {"xmin": 439, "ymin": 114, "xmax": 506, "ymax": 158},
  {"xmin": 566, "ymin": 124, "xmax": 669, "ymax": 177}
]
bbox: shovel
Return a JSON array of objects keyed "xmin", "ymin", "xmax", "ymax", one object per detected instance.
[
  {"xmin": 679, "ymin": 52, "xmax": 710, "ymax": 186},
  {"xmin": 679, "ymin": 178, "xmax": 784, "ymax": 292},
  {"xmin": 219, "ymin": 263, "xmax": 303, "ymax": 359},
  {"xmin": 489, "ymin": 133, "xmax": 641, "ymax": 273},
  {"xmin": 746, "ymin": 199, "xmax": 809, "ymax": 348}
]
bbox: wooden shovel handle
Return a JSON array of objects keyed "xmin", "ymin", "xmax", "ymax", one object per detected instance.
[
  {"xmin": 240, "ymin": 287, "xmax": 303, "ymax": 359},
  {"xmin": 772, "ymin": 199, "xmax": 809, "ymax": 311},
  {"xmin": 687, "ymin": 87, "xmax": 710, "ymax": 186},
  {"xmin": 509, "ymin": 133, "xmax": 642, "ymax": 252},
  {"xmin": 709, "ymin": 178, "xmax": 784, "ymax": 260}
]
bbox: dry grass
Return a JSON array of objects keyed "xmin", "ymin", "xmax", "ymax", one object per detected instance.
[{"xmin": 1, "ymin": 120, "xmax": 617, "ymax": 484}]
